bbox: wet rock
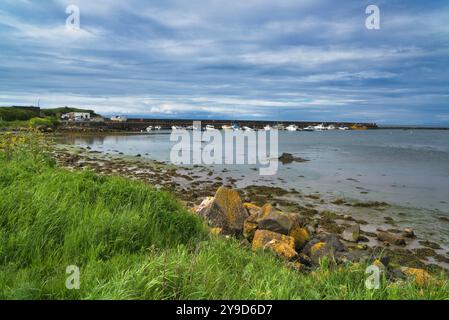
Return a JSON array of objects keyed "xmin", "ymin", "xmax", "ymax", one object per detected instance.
[
  {"xmin": 377, "ymin": 231, "xmax": 406, "ymax": 246},
  {"xmin": 196, "ymin": 187, "xmax": 248, "ymax": 235},
  {"xmin": 278, "ymin": 153, "xmax": 309, "ymax": 164},
  {"xmin": 252, "ymin": 230, "xmax": 297, "ymax": 260},
  {"xmin": 341, "ymin": 224, "xmax": 360, "ymax": 242},
  {"xmin": 402, "ymin": 228, "xmax": 415, "ymax": 238}
]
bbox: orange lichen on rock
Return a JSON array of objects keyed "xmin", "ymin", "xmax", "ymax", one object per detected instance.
[
  {"xmin": 310, "ymin": 242, "xmax": 326, "ymax": 256},
  {"xmin": 243, "ymin": 219, "xmax": 258, "ymax": 242},
  {"xmin": 289, "ymin": 226, "xmax": 310, "ymax": 249},
  {"xmin": 252, "ymin": 229, "xmax": 297, "ymax": 260},
  {"xmin": 401, "ymin": 267, "xmax": 431, "ymax": 286},
  {"xmin": 243, "ymin": 202, "xmax": 261, "ymax": 216},
  {"xmin": 213, "ymin": 186, "xmax": 246, "ymax": 224},
  {"xmin": 210, "ymin": 227, "xmax": 223, "ymax": 236},
  {"xmin": 196, "ymin": 187, "xmax": 248, "ymax": 235}
]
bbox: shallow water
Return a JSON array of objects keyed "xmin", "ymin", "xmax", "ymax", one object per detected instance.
[{"xmin": 58, "ymin": 129, "xmax": 449, "ymax": 213}]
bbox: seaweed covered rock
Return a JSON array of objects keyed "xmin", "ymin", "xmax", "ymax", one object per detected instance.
[
  {"xmin": 196, "ymin": 187, "xmax": 248, "ymax": 235},
  {"xmin": 377, "ymin": 231, "xmax": 406, "ymax": 246},
  {"xmin": 252, "ymin": 229, "xmax": 298, "ymax": 260}
]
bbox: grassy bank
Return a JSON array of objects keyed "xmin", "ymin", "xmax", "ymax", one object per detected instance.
[{"xmin": 0, "ymin": 132, "xmax": 448, "ymax": 299}]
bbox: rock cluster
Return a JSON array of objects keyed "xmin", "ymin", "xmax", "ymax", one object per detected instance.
[{"xmin": 194, "ymin": 186, "xmax": 435, "ymax": 284}]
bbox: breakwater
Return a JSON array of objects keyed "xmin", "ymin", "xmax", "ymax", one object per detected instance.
[{"xmin": 59, "ymin": 119, "xmax": 378, "ymax": 132}]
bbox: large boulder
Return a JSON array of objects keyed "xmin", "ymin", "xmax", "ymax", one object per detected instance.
[
  {"xmin": 252, "ymin": 229, "xmax": 298, "ymax": 260},
  {"xmin": 256, "ymin": 204, "xmax": 296, "ymax": 235},
  {"xmin": 377, "ymin": 231, "xmax": 406, "ymax": 246},
  {"xmin": 196, "ymin": 187, "xmax": 248, "ymax": 235}
]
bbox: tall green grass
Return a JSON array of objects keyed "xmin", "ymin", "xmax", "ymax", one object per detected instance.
[{"xmin": 0, "ymin": 151, "xmax": 448, "ymax": 299}]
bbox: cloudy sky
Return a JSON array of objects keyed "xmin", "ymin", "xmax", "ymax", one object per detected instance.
[{"xmin": 0, "ymin": 0, "xmax": 448, "ymax": 124}]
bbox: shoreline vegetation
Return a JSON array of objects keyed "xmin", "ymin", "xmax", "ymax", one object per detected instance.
[{"xmin": 1, "ymin": 128, "xmax": 449, "ymax": 299}]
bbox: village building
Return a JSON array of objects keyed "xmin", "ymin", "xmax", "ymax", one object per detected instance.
[{"xmin": 61, "ymin": 112, "xmax": 91, "ymax": 121}]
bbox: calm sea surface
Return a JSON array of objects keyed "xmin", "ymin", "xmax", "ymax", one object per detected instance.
[{"xmin": 59, "ymin": 129, "xmax": 449, "ymax": 214}]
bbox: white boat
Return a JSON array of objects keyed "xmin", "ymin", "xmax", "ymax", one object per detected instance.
[
  {"xmin": 286, "ymin": 124, "xmax": 298, "ymax": 131},
  {"xmin": 205, "ymin": 125, "xmax": 217, "ymax": 131},
  {"xmin": 171, "ymin": 126, "xmax": 183, "ymax": 131},
  {"xmin": 222, "ymin": 124, "xmax": 233, "ymax": 130},
  {"xmin": 338, "ymin": 126, "xmax": 349, "ymax": 130},
  {"xmin": 263, "ymin": 125, "xmax": 272, "ymax": 131},
  {"xmin": 273, "ymin": 124, "xmax": 285, "ymax": 130},
  {"xmin": 243, "ymin": 126, "xmax": 254, "ymax": 132},
  {"xmin": 326, "ymin": 124, "xmax": 336, "ymax": 130},
  {"xmin": 313, "ymin": 124, "xmax": 327, "ymax": 131},
  {"xmin": 146, "ymin": 126, "xmax": 153, "ymax": 132},
  {"xmin": 303, "ymin": 125, "xmax": 315, "ymax": 131},
  {"xmin": 155, "ymin": 126, "xmax": 161, "ymax": 130}
]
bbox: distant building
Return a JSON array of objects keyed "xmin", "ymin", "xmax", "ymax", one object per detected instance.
[
  {"xmin": 110, "ymin": 115, "xmax": 128, "ymax": 122},
  {"xmin": 61, "ymin": 112, "xmax": 91, "ymax": 121}
]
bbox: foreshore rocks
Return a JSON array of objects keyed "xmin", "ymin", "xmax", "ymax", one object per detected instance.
[
  {"xmin": 53, "ymin": 147, "xmax": 446, "ymax": 280},
  {"xmin": 191, "ymin": 185, "xmax": 445, "ymax": 283}
]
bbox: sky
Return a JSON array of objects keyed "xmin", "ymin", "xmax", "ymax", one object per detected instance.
[{"xmin": 0, "ymin": 0, "xmax": 448, "ymax": 124}]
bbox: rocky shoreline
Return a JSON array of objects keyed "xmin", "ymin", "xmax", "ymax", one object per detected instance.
[{"xmin": 53, "ymin": 144, "xmax": 449, "ymax": 280}]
